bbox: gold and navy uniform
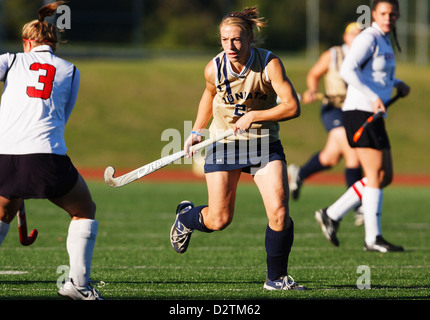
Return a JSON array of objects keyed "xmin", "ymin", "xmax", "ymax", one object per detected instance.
[{"xmin": 209, "ymin": 48, "xmax": 279, "ymax": 143}]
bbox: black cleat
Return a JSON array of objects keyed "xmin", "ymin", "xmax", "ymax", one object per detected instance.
[
  {"xmin": 364, "ymin": 235, "xmax": 404, "ymax": 253},
  {"xmin": 170, "ymin": 201, "xmax": 194, "ymax": 254},
  {"xmin": 315, "ymin": 208, "xmax": 340, "ymax": 247}
]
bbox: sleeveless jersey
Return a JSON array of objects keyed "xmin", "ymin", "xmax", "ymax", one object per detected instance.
[
  {"xmin": 0, "ymin": 45, "xmax": 79, "ymax": 155},
  {"xmin": 323, "ymin": 45, "xmax": 348, "ymax": 108},
  {"xmin": 210, "ymin": 48, "xmax": 279, "ymax": 143}
]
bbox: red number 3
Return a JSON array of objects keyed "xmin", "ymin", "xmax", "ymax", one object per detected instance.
[{"xmin": 26, "ymin": 63, "xmax": 56, "ymax": 99}]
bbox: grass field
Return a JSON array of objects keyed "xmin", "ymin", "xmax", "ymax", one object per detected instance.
[{"xmin": 1, "ymin": 180, "xmax": 429, "ymax": 302}]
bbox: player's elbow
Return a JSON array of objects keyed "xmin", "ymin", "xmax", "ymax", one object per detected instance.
[{"xmin": 281, "ymin": 101, "xmax": 300, "ymax": 121}]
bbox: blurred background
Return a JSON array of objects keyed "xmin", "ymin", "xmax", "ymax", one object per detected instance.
[
  {"xmin": 1, "ymin": 0, "xmax": 428, "ymax": 62},
  {"xmin": 0, "ymin": 0, "xmax": 429, "ymax": 178}
]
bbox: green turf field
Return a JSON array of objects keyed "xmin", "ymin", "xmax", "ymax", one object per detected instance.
[{"xmin": 1, "ymin": 181, "xmax": 429, "ymax": 300}]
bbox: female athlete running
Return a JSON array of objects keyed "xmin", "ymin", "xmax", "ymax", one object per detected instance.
[{"xmin": 170, "ymin": 7, "xmax": 305, "ymax": 290}]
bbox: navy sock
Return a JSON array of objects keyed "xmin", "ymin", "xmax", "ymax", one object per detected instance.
[
  {"xmin": 178, "ymin": 205, "xmax": 213, "ymax": 233},
  {"xmin": 345, "ymin": 167, "xmax": 363, "ymax": 188},
  {"xmin": 299, "ymin": 152, "xmax": 331, "ymax": 180},
  {"xmin": 265, "ymin": 219, "xmax": 294, "ymax": 281}
]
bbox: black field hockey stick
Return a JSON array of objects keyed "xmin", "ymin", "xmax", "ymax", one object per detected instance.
[
  {"xmin": 17, "ymin": 202, "xmax": 38, "ymax": 246},
  {"xmin": 353, "ymin": 94, "xmax": 401, "ymax": 143},
  {"xmin": 105, "ymin": 129, "xmax": 235, "ymax": 188}
]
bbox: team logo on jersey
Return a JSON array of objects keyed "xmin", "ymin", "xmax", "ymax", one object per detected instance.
[{"xmin": 221, "ymin": 91, "xmax": 268, "ymax": 105}]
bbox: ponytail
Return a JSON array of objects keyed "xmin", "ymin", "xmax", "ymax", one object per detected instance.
[
  {"xmin": 220, "ymin": 6, "xmax": 267, "ymax": 45},
  {"xmin": 392, "ymin": 26, "xmax": 402, "ymax": 52},
  {"xmin": 22, "ymin": 1, "xmax": 66, "ymax": 52}
]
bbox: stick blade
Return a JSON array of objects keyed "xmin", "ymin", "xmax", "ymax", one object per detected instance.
[
  {"xmin": 21, "ymin": 229, "xmax": 38, "ymax": 246},
  {"xmin": 353, "ymin": 127, "xmax": 363, "ymax": 143},
  {"xmin": 104, "ymin": 166, "xmax": 118, "ymax": 187}
]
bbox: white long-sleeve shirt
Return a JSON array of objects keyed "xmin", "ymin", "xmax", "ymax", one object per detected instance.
[
  {"xmin": 0, "ymin": 45, "xmax": 79, "ymax": 155},
  {"xmin": 340, "ymin": 22, "xmax": 401, "ymax": 112}
]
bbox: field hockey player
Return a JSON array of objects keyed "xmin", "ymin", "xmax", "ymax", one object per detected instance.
[
  {"xmin": 0, "ymin": 2, "xmax": 104, "ymax": 299},
  {"xmin": 170, "ymin": 7, "xmax": 305, "ymax": 291}
]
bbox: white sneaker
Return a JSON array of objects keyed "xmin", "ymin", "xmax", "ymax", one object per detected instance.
[
  {"xmin": 263, "ymin": 275, "xmax": 306, "ymax": 291},
  {"xmin": 58, "ymin": 278, "xmax": 105, "ymax": 300}
]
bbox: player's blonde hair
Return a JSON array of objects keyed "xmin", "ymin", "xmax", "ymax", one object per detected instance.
[
  {"xmin": 344, "ymin": 22, "xmax": 361, "ymax": 35},
  {"xmin": 220, "ymin": 6, "xmax": 267, "ymax": 45},
  {"xmin": 22, "ymin": 1, "xmax": 66, "ymax": 52}
]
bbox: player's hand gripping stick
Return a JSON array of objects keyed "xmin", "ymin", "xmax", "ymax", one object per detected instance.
[{"xmin": 352, "ymin": 94, "xmax": 401, "ymax": 143}]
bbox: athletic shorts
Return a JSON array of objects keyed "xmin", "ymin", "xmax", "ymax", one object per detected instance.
[
  {"xmin": 343, "ymin": 110, "xmax": 391, "ymax": 150},
  {"xmin": 204, "ymin": 139, "xmax": 286, "ymax": 175},
  {"xmin": 0, "ymin": 154, "xmax": 79, "ymax": 200},
  {"xmin": 321, "ymin": 104, "xmax": 343, "ymax": 132}
]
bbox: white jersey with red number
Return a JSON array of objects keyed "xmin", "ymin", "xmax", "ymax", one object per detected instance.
[{"xmin": 0, "ymin": 45, "xmax": 80, "ymax": 155}]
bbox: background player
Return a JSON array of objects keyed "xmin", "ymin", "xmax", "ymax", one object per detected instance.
[
  {"xmin": 0, "ymin": 2, "xmax": 103, "ymax": 299},
  {"xmin": 315, "ymin": 0, "xmax": 410, "ymax": 252},
  {"xmin": 170, "ymin": 7, "xmax": 304, "ymax": 290},
  {"xmin": 288, "ymin": 22, "xmax": 364, "ymax": 225}
]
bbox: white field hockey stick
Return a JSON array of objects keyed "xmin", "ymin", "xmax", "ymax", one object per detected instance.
[{"xmin": 104, "ymin": 129, "xmax": 235, "ymax": 188}]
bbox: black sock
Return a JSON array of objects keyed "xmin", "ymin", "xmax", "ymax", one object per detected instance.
[
  {"xmin": 299, "ymin": 152, "xmax": 331, "ymax": 180},
  {"xmin": 265, "ymin": 219, "xmax": 294, "ymax": 281},
  {"xmin": 178, "ymin": 205, "xmax": 213, "ymax": 233},
  {"xmin": 345, "ymin": 167, "xmax": 363, "ymax": 188}
]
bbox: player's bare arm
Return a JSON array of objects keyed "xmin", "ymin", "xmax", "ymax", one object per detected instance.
[
  {"xmin": 184, "ymin": 61, "xmax": 216, "ymax": 156},
  {"xmin": 302, "ymin": 50, "xmax": 330, "ymax": 104},
  {"xmin": 234, "ymin": 55, "xmax": 300, "ymax": 132}
]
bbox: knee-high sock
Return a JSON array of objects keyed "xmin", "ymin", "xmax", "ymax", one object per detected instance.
[
  {"xmin": 265, "ymin": 219, "xmax": 294, "ymax": 281},
  {"xmin": 299, "ymin": 152, "xmax": 331, "ymax": 180},
  {"xmin": 67, "ymin": 219, "xmax": 98, "ymax": 287},
  {"xmin": 0, "ymin": 221, "xmax": 10, "ymax": 246},
  {"xmin": 178, "ymin": 205, "xmax": 213, "ymax": 233},
  {"xmin": 345, "ymin": 167, "xmax": 363, "ymax": 188},
  {"xmin": 362, "ymin": 187, "xmax": 383, "ymax": 245},
  {"xmin": 326, "ymin": 178, "xmax": 367, "ymax": 221}
]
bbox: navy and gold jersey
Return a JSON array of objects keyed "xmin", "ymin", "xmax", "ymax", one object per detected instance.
[{"xmin": 209, "ymin": 48, "xmax": 279, "ymax": 143}]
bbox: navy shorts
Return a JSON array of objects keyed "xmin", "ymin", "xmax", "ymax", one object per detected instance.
[
  {"xmin": 321, "ymin": 104, "xmax": 343, "ymax": 132},
  {"xmin": 0, "ymin": 154, "xmax": 79, "ymax": 200},
  {"xmin": 204, "ymin": 139, "xmax": 286, "ymax": 175},
  {"xmin": 343, "ymin": 110, "xmax": 391, "ymax": 150}
]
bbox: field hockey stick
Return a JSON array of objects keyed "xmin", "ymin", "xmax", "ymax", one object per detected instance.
[
  {"xmin": 105, "ymin": 129, "xmax": 235, "ymax": 188},
  {"xmin": 17, "ymin": 202, "xmax": 38, "ymax": 246},
  {"xmin": 352, "ymin": 94, "xmax": 401, "ymax": 143},
  {"xmin": 277, "ymin": 92, "xmax": 324, "ymax": 104}
]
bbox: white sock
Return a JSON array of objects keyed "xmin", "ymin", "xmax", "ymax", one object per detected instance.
[
  {"xmin": 326, "ymin": 178, "xmax": 367, "ymax": 221},
  {"xmin": 66, "ymin": 219, "xmax": 98, "ymax": 287},
  {"xmin": 0, "ymin": 221, "xmax": 10, "ymax": 246},
  {"xmin": 362, "ymin": 187, "xmax": 383, "ymax": 245}
]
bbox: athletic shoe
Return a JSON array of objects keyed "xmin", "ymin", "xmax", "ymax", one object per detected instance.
[
  {"xmin": 263, "ymin": 275, "xmax": 306, "ymax": 291},
  {"xmin": 170, "ymin": 201, "xmax": 194, "ymax": 254},
  {"xmin": 354, "ymin": 206, "xmax": 364, "ymax": 226},
  {"xmin": 288, "ymin": 164, "xmax": 302, "ymax": 200},
  {"xmin": 58, "ymin": 278, "xmax": 105, "ymax": 300},
  {"xmin": 315, "ymin": 208, "xmax": 340, "ymax": 247},
  {"xmin": 364, "ymin": 235, "xmax": 404, "ymax": 253}
]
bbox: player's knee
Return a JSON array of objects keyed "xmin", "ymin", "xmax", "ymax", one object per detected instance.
[{"xmin": 206, "ymin": 211, "xmax": 232, "ymax": 231}]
